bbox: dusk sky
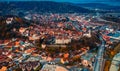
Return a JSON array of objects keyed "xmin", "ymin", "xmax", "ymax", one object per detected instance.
[
  {"xmin": 0, "ymin": 0, "xmax": 120, "ymax": 2},
  {"xmin": 0, "ymin": 0, "xmax": 120, "ymax": 6}
]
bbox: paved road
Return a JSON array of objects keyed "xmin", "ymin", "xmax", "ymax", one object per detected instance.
[
  {"xmin": 94, "ymin": 35, "xmax": 105, "ymax": 71},
  {"xmin": 70, "ymin": 18, "xmax": 106, "ymax": 71}
]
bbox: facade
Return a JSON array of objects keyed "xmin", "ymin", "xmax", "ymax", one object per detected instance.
[{"xmin": 55, "ymin": 38, "xmax": 71, "ymax": 44}]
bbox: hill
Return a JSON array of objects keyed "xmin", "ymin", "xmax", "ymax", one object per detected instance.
[
  {"xmin": 0, "ymin": 1, "xmax": 92, "ymax": 14},
  {"xmin": 0, "ymin": 15, "xmax": 31, "ymax": 39},
  {"xmin": 76, "ymin": 3, "xmax": 120, "ymax": 12}
]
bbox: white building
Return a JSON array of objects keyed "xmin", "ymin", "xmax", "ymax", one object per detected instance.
[
  {"xmin": 55, "ymin": 37, "xmax": 71, "ymax": 44},
  {"xmin": 83, "ymin": 30, "xmax": 91, "ymax": 38},
  {"xmin": 6, "ymin": 17, "xmax": 13, "ymax": 24}
]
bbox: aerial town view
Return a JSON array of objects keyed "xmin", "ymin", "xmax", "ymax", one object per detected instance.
[{"xmin": 0, "ymin": 0, "xmax": 120, "ymax": 71}]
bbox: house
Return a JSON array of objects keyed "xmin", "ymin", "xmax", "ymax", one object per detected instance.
[
  {"xmin": 19, "ymin": 27, "xmax": 26, "ymax": 34},
  {"xmin": 82, "ymin": 60, "xmax": 89, "ymax": 67},
  {"xmin": 41, "ymin": 64, "xmax": 68, "ymax": 71},
  {"xmin": 25, "ymin": 48, "xmax": 35, "ymax": 54},
  {"xmin": 83, "ymin": 30, "xmax": 91, "ymax": 38},
  {"xmin": 60, "ymin": 58, "xmax": 69, "ymax": 64},
  {"xmin": 55, "ymin": 37, "xmax": 71, "ymax": 44},
  {"xmin": 29, "ymin": 34, "xmax": 40, "ymax": 41},
  {"xmin": 15, "ymin": 41, "xmax": 20, "ymax": 47},
  {"xmin": 41, "ymin": 44, "xmax": 46, "ymax": 49},
  {"xmin": 6, "ymin": 17, "xmax": 13, "ymax": 24},
  {"xmin": 20, "ymin": 46, "xmax": 26, "ymax": 51},
  {"xmin": 0, "ymin": 66, "xmax": 7, "ymax": 71},
  {"xmin": 7, "ymin": 54, "xmax": 12, "ymax": 59}
]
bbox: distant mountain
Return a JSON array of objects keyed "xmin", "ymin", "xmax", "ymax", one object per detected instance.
[
  {"xmin": 76, "ymin": 3, "xmax": 120, "ymax": 11},
  {"xmin": 0, "ymin": 1, "xmax": 92, "ymax": 14}
]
